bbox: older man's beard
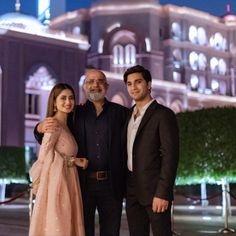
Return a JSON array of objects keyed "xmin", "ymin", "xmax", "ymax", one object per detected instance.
[{"xmin": 85, "ymin": 91, "xmax": 105, "ymax": 102}]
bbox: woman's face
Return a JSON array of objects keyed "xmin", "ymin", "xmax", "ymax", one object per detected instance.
[{"xmin": 54, "ymin": 89, "xmax": 75, "ymax": 114}]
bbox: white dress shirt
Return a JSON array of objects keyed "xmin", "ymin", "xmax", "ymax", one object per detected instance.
[{"xmin": 127, "ymin": 99, "xmax": 154, "ymax": 171}]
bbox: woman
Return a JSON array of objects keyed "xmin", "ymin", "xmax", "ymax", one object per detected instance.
[{"xmin": 29, "ymin": 83, "xmax": 87, "ymax": 236}]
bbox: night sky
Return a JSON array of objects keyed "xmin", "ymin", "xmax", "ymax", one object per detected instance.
[
  {"xmin": 78, "ymin": 0, "xmax": 236, "ymax": 17},
  {"xmin": 0, "ymin": 0, "xmax": 235, "ymax": 18}
]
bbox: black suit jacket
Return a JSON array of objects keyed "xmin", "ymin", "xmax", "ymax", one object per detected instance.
[
  {"xmin": 68, "ymin": 100, "xmax": 129, "ymax": 200},
  {"xmin": 124, "ymin": 100, "xmax": 179, "ymax": 205}
]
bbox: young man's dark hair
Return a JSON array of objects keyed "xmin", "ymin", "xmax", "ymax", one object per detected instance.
[{"xmin": 123, "ymin": 65, "xmax": 152, "ymax": 83}]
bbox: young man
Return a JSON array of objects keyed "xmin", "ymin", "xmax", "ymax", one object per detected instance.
[
  {"xmin": 123, "ymin": 65, "xmax": 179, "ymax": 236},
  {"xmin": 35, "ymin": 69, "xmax": 129, "ymax": 236}
]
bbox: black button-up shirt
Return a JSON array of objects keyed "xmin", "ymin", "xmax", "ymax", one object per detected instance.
[{"xmin": 85, "ymin": 100, "xmax": 109, "ymax": 171}]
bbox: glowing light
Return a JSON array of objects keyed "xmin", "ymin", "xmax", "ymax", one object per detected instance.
[
  {"xmin": 106, "ymin": 23, "xmax": 121, "ymax": 33},
  {"xmin": 98, "ymin": 39, "xmax": 104, "ymax": 53},
  {"xmin": 145, "ymin": 38, "xmax": 151, "ymax": 52},
  {"xmin": 211, "ymin": 80, "xmax": 219, "ymax": 91},
  {"xmin": 173, "ymin": 72, "xmax": 181, "ymax": 82},
  {"xmin": 190, "ymin": 74, "xmax": 199, "ymax": 89}
]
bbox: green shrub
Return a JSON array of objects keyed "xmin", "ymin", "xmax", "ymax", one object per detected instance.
[
  {"xmin": 176, "ymin": 107, "xmax": 236, "ymax": 185},
  {"xmin": 0, "ymin": 146, "xmax": 26, "ymax": 181}
]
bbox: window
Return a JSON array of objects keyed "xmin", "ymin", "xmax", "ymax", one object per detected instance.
[
  {"xmin": 173, "ymin": 49, "xmax": 182, "ymax": 61},
  {"xmin": 218, "ymin": 59, "xmax": 227, "ymax": 75},
  {"xmin": 210, "ymin": 32, "xmax": 227, "ymax": 51},
  {"xmin": 198, "ymin": 53, "xmax": 207, "ymax": 71},
  {"xmin": 189, "ymin": 25, "xmax": 208, "ymax": 45},
  {"xmin": 171, "ymin": 22, "xmax": 181, "ymax": 40},
  {"xmin": 25, "ymin": 93, "xmax": 39, "ymax": 115},
  {"xmin": 211, "ymin": 80, "xmax": 219, "ymax": 92},
  {"xmin": 214, "ymin": 32, "xmax": 223, "ymax": 50},
  {"xmin": 198, "ymin": 76, "xmax": 206, "ymax": 92},
  {"xmin": 210, "ymin": 57, "xmax": 218, "ymax": 74},
  {"xmin": 197, "ymin": 27, "xmax": 207, "ymax": 46},
  {"xmin": 111, "ymin": 30, "xmax": 136, "ymax": 67},
  {"xmin": 189, "ymin": 51, "xmax": 198, "ymax": 70},
  {"xmin": 219, "ymin": 81, "xmax": 227, "ymax": 95},
  {"xmin": 73, "ymin": 26, "xmax": 80, "ymax": 35},
  {"xmin": 113, "ymin": 45, "xmax": 124, "ymax": 65},
  {"xmin": 190, "ymin": 74, "xmax": 199, "ymax": 90},
  {"xmin": 173, "ymin": 72, "xmax": 181, "ymax": 83},
  {"xmin": 113, "ymin": 44, "xmax": 136, "ymax": 66},
  {"xmin": 125, "ymin": 44, "xmax": 136, "ymax": 64},
  {"xmin": 189, "ymin": 25, "xmax": 198, "ymax": 44}
]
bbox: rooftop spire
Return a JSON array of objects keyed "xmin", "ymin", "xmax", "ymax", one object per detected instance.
[
  {"xmin": 15, "ymin": 0, "xmax": 21, "ymax": 12},
  {"xmin": 226, "ymin": 4, "xmax": 231, "ymax": 13}
]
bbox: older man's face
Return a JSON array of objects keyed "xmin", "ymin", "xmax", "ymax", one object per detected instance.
[{"xmin": 83, "ymin": 70, "xmax": 109, "ymax": 102}]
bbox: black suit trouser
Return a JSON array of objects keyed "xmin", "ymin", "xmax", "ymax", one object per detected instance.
[
  {"xmin": 126, "ymin": 173, "xmax": 172, "ymax": 236},
  {"xmin": 82, "ymin": 178, "xmax": 123, "ymax": 236}
]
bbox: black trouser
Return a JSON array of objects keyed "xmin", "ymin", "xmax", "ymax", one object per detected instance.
[
  {"xmin": 126, "ymin": 174, "xmax": 172, "ymax": 236},
  {"xmin": 83, "ymin": 178, "xmax": 123, "ymax": 236}
]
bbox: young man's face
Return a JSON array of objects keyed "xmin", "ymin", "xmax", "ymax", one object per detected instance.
[
  {"xmin": 83, "ymin": 70, "xmax": 108, "ymax": 102},
  {"xmin": 126, "ymin": 72, "xmax": 151, "ymax": 102}
]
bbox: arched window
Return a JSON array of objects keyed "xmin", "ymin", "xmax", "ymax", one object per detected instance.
[
  {"xmin": 173, "ymin": 49, "xmax": 182, "ymax": 61},
  {"xmin": 210, "ymin": 57, "xmax": 218, "ymax": 74},
  {"xmin": 25, "ymin": 65, "xmax": 56, "ymax": 152},
  {"xmin": 73, "ymin": 26, "xmax": 80, "ymax": 35},
  {"xmin": 189, "ymin": 51, "xmax": 198, "ymax": 70},
  {"xmin": 198, "ymin": 53, "xmax": 207, "ymax": 71},
  {"xmin": 113, "ymin": 44, "xmax": 136, "ymax": 66},
  {"xmin": 214, "ymin": 32, "xmax": 223, "ymax": 50},
  {"xmin": 125, "ymin": 44, "xmax": 136, "ymax": 65},
  {"xmin": 111, "ymin": 30, "xmax": 137, "ymax": 67},
  {"xmin": 199, "ymin": 76, "xmax": 206, "ymax": 92},
  {"xmin": 173, "ymin": 72, "xmax": 181, "ymax": 83},
  {"xmin": 211, "ymin": 79, "xmax": 219, "ymax": 92},
  {"xmin": 210, "ymin": 32, "xmax": 227, "ymax": 51},
  {"xmin": 190, "ymin": 74, "xmax": 199, "ymax": 90},
  {"xmin": 171, "ymin": 22, "xmax": 181, "ymax": 40},
  {"xmin": 113, "ymin": 44, "xmax": 124, "ymax": 65},
  {"xmin": 219, "ymin": 81, "xmax": 227, "ymax": 95},
  {"xmin": 25, "ymin": 66, "xmax": 56, "ymax": 116},
  {"xmin": 189, "ymin": 25, "xmax": 198, "ymax": 44},
  {"xmin": 197, "ymin": 27, "xmax": 207, "ymax": 46},
  {"xmin": 218, "ymin": 59, "xmax": 227, "ymax": 75}
]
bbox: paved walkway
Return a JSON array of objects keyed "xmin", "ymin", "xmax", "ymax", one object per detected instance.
[{"xmin": 0, "ymin": 199, "xmax": 236, "ymax": 236}]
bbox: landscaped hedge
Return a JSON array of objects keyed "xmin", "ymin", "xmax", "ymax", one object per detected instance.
[
  {"xmin": 0, "ymin": 146, "xmax": 26, "ymax": 181},
  {"xmin": 176, "ymin": 107, "xmax": 236, "ymax": 185}
]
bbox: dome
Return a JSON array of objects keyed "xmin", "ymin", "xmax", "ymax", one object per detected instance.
[{"xmin": 0, "ymin": 12, "xmax": 46, "ymax": 32}]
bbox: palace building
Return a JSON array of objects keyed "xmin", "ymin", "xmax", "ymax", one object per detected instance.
[{"xmin": 0, "ymin": 0, "xmax": 236, "ymax": 153}]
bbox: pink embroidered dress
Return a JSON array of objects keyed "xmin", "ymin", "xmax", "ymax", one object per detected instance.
[{"xmin": 29, "ymin": 127, "xmax": 85, "ymax": 236}]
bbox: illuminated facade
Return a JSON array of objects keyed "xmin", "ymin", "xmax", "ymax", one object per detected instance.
[
  {"xmin": 50, "ymin": 0, "xmax": 236, "ymax": 112},
  {"xmin": 0, "ymin": 12, "xmax": 89, "ymax": 149},
  {"xmin": 1, "ymin": 0, "xmax": 236, "ymax": 150}
]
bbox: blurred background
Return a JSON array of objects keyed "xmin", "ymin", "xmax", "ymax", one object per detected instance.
[{"xmin": 0, "ymin": 2, "xmax": 236, "ymax": 231}]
